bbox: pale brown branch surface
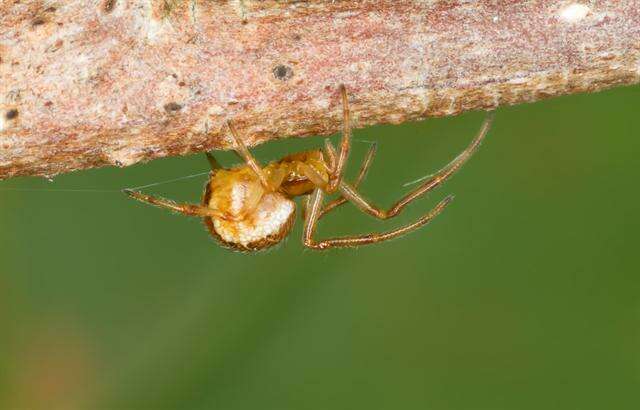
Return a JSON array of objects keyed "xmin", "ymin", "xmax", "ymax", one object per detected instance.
[{"xmin": 1, "ymin": 0, "xmax": 639, "ymax": 180}]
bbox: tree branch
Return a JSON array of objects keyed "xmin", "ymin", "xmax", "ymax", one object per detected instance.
[{"xmin": 1, "ymin": 0, "xmax": 639, "ymax": 180}]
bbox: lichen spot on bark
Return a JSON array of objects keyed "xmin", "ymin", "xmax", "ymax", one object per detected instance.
[
  {"xmin": 31, "ymin": 17, "xmax": 46, "ymax": 27},
  {"xmin": 5, "ymin": 109, "xmax": 18, "ymax": 120},
  {"xmin": 164, "ymin": 102, "xmax": 183, "ymax": 113},
  {"xmin": 1, "ymin": 108, "xmax": 19, "ymax": 131},
  {"xmin": 103, "ymin": 0, "xmax": 117, "ymax": 13},
  {"xmin": 273, "ymin": 65, "xmax": 293, "ymax": 81}
]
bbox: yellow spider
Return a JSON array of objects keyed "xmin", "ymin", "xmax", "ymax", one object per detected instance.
[{"xmin": 125, "ymin": 86, "xmax": 493, "ymax": 251}]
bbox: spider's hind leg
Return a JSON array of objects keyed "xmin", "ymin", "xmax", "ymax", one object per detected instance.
[
  {"xmin": 302, "ymin": 187, "xmax": 453, "ymax": 249},
  {"xmin": 123, "ymin": 189, "xmax": 221, "ymax": 218}
]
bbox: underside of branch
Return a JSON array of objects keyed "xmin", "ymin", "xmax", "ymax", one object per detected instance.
[{"xmin": 1, "ymin": 0, "xmax": 639, "ymax": 180}]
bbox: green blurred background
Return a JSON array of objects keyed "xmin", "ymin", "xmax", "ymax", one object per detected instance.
[{"xmin": 1, "ymin": 85, "xmax": 639, "ymax": 410}]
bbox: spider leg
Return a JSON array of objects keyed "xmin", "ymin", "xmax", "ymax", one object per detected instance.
[
  {"xmin": 226, "ymin": 120, "xmax": 272, "ymax": 190},
  {"xmin": 326, "ymin": 84, "xmax": 352, "ymax": 193},
  {"xmin": 388, "ymin": 112, "xmax": 494, "ymax": 216},
  {"xmin": 318, "ymin": 142, "xmax": 377, "ymax": 219},
  {"xmin": 323, "ymin": 138, "xmax": 337, "ymax": 172},
  {"xmin": 335, "ymin": 113, "xmax": 494, "ymax": 220},
  {"xmin": 123, "ymin": 189, "xmax": 222, "ymax": 218},
  {"xmin": 302, "ymin": 187, "xmax": 453, "ymax": 249},
  {"xmin": 299, "ymin": 142, "xmax": 376, "ymax": 221}
]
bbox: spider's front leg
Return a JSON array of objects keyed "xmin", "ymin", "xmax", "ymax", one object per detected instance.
[
  {"xmin": 325, "ymin": 84, "xmax": 352, "ymax": 193},
  {"xmin": 302, "ymin": 113, "xmax": 494, "ymax": 249},
  {"xmin": 334, "ymin": 113, "xmax": 494, "ymax": 220}
]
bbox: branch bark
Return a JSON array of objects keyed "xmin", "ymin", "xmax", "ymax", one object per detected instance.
[{"xmin": 1, "ymin": 0, "xmax": 639, "ymax": 180}]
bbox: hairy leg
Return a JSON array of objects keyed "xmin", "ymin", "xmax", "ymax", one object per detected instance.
[
  {"xmin": 226, "ymin": 120, "xmax": 272, "ymax": 190},
  {"xmin": 124, "ymin": 189, "xmax": 222, "ymax": 218},
  {"xmin": 302, "ymin": 188, "xmax": 454, "ymax": 249},
  {"xmin": 335, "ymin": 113, "xmax": 493, "ymax": 220},
  {"xmin": 319, "ymin": 142, "xmax": 377, "ymax": 219},
  {"xmin": 326, "ymin": 85, "xmax": 352, "ymax": 193}
]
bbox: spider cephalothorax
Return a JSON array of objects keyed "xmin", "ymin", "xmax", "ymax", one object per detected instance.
[{"xmin": 125, "ymin": 85, "xmax": 494, "ymax": 251}]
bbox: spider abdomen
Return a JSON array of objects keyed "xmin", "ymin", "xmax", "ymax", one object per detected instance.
[{"xmin": 205, "ymin": 190, "xmax": 296, "ymax": 251}]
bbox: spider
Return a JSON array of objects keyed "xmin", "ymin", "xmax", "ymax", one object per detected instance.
[{"xmin": 124, "ymin": 85, "xmax": 494, "ymax": 251}]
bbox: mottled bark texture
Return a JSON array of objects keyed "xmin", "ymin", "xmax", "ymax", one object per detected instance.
[{"xmin": 1, "ymin": 1, "xmax": 639, "ymax": 179}]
